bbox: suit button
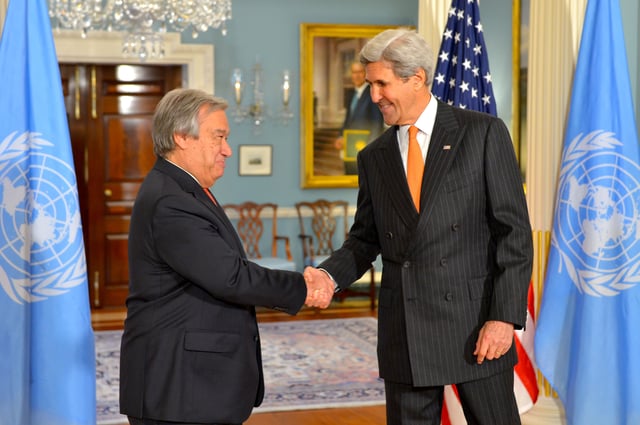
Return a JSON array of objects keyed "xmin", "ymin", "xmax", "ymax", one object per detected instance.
[
  {"xmin": 444, "ymin": 292, "xmax": 453, "ymax": 301},
  {"xmin": 451, "ymin": 223, "xmax": 460, "ymax": 231},
  {"xmin": 440, "ymin": 258, "xmax": 447, "ymax": 266},
  {"xmin": 385, "ymin": 231, "xmax": 393, "ymax": 239},
  {"xmin": 403, "ymin": 261, "xmax": 411, "ymax": 268}
]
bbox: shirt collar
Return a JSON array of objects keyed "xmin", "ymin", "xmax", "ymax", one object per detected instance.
[
  {"xmin": 399, "ymin": 94, "xmax": 437, "ymax": 136},
  {"xmin": 164, "ymin": 158, "xmax": 205, "ymax": 188}
]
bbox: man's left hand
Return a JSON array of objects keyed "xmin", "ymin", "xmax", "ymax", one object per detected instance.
[{"xmin": 473, "ymin": 320, "xmax": 514, "ymax": 364}]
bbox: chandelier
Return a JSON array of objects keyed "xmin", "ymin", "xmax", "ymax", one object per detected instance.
[{"xmin": 48, "ymin": 0, "xmax": 232, "ymax": 61}]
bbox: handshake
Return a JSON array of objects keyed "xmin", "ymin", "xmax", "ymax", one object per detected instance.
[{"xmin": 303, "ymin": 266, "xmax": 335, "ymax": 309}]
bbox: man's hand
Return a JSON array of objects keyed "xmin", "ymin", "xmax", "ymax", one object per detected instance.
[
  {"xmin": 473, "ymin": 320, "xmax": 514, "ymax": 364},
  {"xmin": 303, "ymin": 267, "xmax": 334, "ymax": 309}
]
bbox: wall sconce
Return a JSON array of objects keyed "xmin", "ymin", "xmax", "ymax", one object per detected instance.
[{"xmin": 231, "ymin": 61, "xmax": 294, "ymax": 132}]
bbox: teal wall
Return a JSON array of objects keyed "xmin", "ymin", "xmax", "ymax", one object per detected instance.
[{"xmin": 180, "ymin": 0, "xmax": 639, "ymax": 271}]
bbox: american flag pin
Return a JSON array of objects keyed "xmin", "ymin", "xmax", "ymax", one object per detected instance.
[{"xmin": 443, "ymin": 145, "xmax": 451, "ymax": 150}]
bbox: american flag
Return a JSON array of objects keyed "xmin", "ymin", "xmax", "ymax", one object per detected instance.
[
  {"xmin": 432, "ymin": 1, "xmax": 539, "ymax": 423},
  {"xmin": 432, "ymin": 0, "xmax": 497, "ymax": 115}
]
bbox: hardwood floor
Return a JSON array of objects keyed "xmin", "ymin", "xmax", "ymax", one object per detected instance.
[{"xmin": 246, "ymin": 405, "xmax": 386, "ymax": 425}]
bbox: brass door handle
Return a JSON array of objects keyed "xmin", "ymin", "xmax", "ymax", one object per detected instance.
[{"xmin": 93, "ymin": 271, "xmax": 100, "ymax": 308}]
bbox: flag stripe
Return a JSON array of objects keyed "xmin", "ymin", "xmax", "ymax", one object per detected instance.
[{"xmin": 514, "ymin": 332, "xmax": 538, "ymax": 402}]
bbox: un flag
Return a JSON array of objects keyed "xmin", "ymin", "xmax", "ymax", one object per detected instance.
[
  {"xmin": 0, "ymin": 1, "xmax": 96, "ymax": 424},
  {"xmin": 534, "ymin": 1, "xmax": 640, "ymax": 424}
]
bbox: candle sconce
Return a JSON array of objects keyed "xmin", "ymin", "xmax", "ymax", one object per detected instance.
[{"xmin": 231, "ymin": 61, "xmax": 294, "ymax": 132}]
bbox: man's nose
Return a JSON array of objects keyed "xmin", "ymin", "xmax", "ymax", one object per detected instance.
[
  {"xmin": 370, "ymin": 86, "xmax": 381, "ymax": 103},
  {"xmin": 222, "ymin": 139, "xmax": 232, "ymax": 157}
]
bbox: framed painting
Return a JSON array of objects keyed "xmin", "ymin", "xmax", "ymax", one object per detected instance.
[
  {"xmin": 299, "ymin": 23, "xmax": 398, "ymax": 188},
  {"xmin": 238, "ymin": 144, "xmax": 272, "ymax": 176}
]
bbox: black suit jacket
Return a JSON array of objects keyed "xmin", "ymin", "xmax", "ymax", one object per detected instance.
[
  {"xmin": 320, "ymin": 101, "xmax": 533, "ymax": 386},
  {"xmin": 119, "ymin": 158, "xmax": 306, "ymax": 423}
]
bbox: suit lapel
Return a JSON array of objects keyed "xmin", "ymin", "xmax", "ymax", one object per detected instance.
[
  {"xmin": 373, "ymin": 128, "xmax": 419, "ymax": 229},
  {"xmin": 415, "ymin": 102, "xmax": 463, "ymax": 233},
  {"xmin": 155, "ymin": 158, "xmax": 247, "ymax": 256},
  {"xmin": 194, "ymin": 188, "xmax": 246, "ymax": 256}
]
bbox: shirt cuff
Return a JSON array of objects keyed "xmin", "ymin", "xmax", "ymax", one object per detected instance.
[{"xmin": 318, "ymin": 268, "xmax": 339, "ymax": 293}]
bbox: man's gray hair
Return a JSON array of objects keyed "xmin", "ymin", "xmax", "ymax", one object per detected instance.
[
  {"xmin": 152, "ymin": 88, "xmax": 228, "ymax": 157},
  {"xmin": 359, "ymin": 28, "xmax": 434, "ymax": 85}
]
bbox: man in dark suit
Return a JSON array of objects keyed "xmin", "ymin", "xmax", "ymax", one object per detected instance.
[
  {"xmin": 335, "ymin": 61, "xmax": 385, "ymax": 174},
  {"xmin": 120, "ymin": 88, "xmax": 333, "ymax": 425},
  {"xmin": 305, "ymin": 28, "xmax": 533, "ymax": 425}
]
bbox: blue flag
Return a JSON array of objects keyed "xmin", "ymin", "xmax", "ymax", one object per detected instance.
[
  {"xmin": 534, "ymin": 0, "xmax": 640, "ymax": 424},
  {"xmin": 0, "ymin": 1, "xmax": 96, "ymax": 424},
  {"xmin": 431, "ymin": 0, "xmax": 497, "ymax": 115}
]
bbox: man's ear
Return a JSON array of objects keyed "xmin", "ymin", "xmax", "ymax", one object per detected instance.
[
  {"xmin": 173, "ymin": 132, "xmax": 189, "ymax": 149},
  {"xmin": 413, "ymin": 68, "xmax": 427, "ymax": 90}
]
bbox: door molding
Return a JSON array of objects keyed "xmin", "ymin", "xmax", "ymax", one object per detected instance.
[{"xmin": 54, "ymin": 30, "xmax": 214, "ymax": 93}]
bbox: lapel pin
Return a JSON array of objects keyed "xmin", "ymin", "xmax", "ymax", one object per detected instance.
[{"xmin": 443, "ymin": 145, "xmax": 451, "ymax": 150}]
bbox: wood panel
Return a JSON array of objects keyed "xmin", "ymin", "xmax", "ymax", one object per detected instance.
[{"xmin": 62, "ymin": 63, "xmax": 182, "ymax": 309}]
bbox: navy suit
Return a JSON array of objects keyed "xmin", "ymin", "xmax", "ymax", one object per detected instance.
[
  {"xmin": 342, "ymin": 84, "xmax": 385, "ymax": 137},
  {"xmin": 342, "ymin": 85, "xmax": 385, "ymax": 174},
  {"xmin": 320, "ymin": 101, "xmax": 533, "ymax": 419},
  {"xmin": 120, "ymin": 158, "xmax": 306, "ymax": 424}
]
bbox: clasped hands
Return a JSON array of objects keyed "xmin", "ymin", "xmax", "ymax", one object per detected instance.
[{"xmin": 303, "ymin": 266, "xmax": 334, "ymax": 308}]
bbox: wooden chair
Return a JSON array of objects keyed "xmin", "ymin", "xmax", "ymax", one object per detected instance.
[
  {"xmin": 295, "ymin": 199, "xmax": 376, "ymax": 310},
  {"xmin": 223, "ymin": 202, "xmax": 296, "ymax": 271}
]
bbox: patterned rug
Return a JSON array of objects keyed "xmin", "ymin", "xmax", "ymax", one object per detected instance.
[{"xmin": 96, "ymin": 317, "xmax": 384, "ymax": 424}]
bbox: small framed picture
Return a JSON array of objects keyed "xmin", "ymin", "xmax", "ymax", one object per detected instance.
[{"xmin": 238, "ymin": 144, "xmax": 273, "ymax": 176}]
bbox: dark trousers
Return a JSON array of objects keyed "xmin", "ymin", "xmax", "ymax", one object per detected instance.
[
  {"xmin": 384, "ymin": 369, "xmax": 520, "ymax": 425},
  {"xmin": 128, "ymin": 416, "xmax": 241, "ymax": 425}
]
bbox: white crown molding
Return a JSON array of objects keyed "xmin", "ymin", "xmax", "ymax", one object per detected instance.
[{"xmin": 53, "ymin": 30, "xmax": 214, "ymax": 93}]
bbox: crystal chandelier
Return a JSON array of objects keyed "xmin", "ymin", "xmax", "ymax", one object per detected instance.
[{"xmin": 48, "ymin": 0, "xmax": 232, "ymax": 61}]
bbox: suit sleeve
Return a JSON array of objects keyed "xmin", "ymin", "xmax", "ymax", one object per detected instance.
[
  {"xmin": 152, "ymin": 194, "xmax": 306, "ymax": 315},
  {"xmin": 483, "ymin": 117, "xmax": 533, "ymax": 329},
  {"xmin": 319, "ymin": 152, "xmax": 381, "ymax": 289}
]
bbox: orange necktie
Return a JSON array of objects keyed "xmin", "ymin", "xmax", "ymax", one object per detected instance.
[
  {"xmin": 202, "ymin": 187, "xmax": 218, "ymax": 206},
  {"xmin": 406, "ymin": 125, "xmax": 424, "ymax": 212}
]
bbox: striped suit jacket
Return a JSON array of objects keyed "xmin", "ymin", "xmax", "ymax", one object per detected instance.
[{"xmin": 319, "ymin": 100, "xmax": 533, "ymax": 386}]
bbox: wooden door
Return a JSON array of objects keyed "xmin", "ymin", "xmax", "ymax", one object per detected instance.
[{"xmin": 60, "ymin": 64, "xmax": 182, "ymax": 309}]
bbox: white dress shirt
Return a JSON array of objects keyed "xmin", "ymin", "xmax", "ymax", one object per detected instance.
[{"xmin": 397, "ymin": 94, "xmax": 438, "ymax": 173}]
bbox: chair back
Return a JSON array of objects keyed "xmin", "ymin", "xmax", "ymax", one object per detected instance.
[
  {"xmin": 295, "ymin": 199, "xmax": 349, "ymax": 265},
  {"xmin": 223, "ymin": 202, "xmax": 292, "ymax": 261}
]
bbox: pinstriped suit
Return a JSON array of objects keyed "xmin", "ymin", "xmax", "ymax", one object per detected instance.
[{"xmin": 319, "ymin": 101, "xmax": 533, "ymax": 418}]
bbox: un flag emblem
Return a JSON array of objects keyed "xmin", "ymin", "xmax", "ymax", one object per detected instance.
[
  {"xmin": 552, "ymin": 130, "xmax": 640, "ymax": 297},
  {"xmin": 0, "ymin": 132, "xmax": 86, "ymax": 304}
]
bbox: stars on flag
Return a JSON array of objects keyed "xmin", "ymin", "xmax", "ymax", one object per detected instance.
[{"xmin": 432, "ymin": 0, "xmax": 497, "ymax": 115}]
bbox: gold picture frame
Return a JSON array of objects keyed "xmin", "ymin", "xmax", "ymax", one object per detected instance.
[
  {"xmin": 299, "ymin": 23, "xmax": 398, "ymax": 188},
  {"xmin": 512, "ymin": 0, "xmax": 529, "ymax": 181}
]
